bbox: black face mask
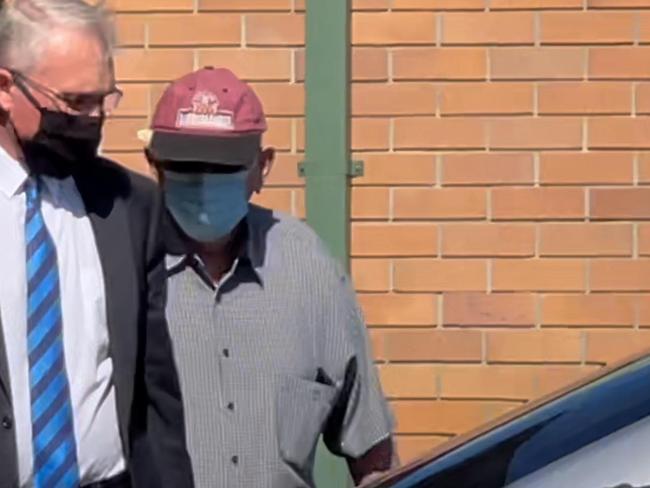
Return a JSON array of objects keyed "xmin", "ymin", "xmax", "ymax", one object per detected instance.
[{"xmin": 13, "ymin": 78, "xmax": 104, "ymax": 177}]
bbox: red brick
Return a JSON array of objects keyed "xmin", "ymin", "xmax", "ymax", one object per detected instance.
[
  {"xmin": 198, "ymin": 48, "xmax": 292, "ymax": 81},
  {"xmin": 489, "ymin": 117, "xmax": 582, "ymax": 150},
  {"xmin": 352, "ymin": 224, "xmax": 438, "ymax": 257},
  {"xmin": 295, "ymin": 48, "xmax": 389, "ymax": 82},
  {"xmin": 540, "ymin": 224, "xmax": 633, "ymax": 257},
  {"xmin": 640, "ymin": 224, "xmax": 650, "ymax": 256},
  {"xmin": 586, "ymin": 331, "xmax": 650, "ymax": 364},
  {"xmin": 395, "ymin": 436, "xmax": 450, "ymax": 464},
  {"xmin": 441, "ymin": 153, "xmax": 534, "ymax": 186},
  {"xmin": 352, "ymin": 12, "xmax": 437, "ymax": 45},
  {"xmin": 540, "ymin": 152, "xmax": 634, "ymax": 185},
  {"xmin": 379, "ymin": 365, "xmax": 438, "ymax": 398},
  {"xmin": 539, "ymin": 82, "xmax": 632, "ymax": 115},
  {"xmin": 352, "ymin": 83, "xmax": 437, "ymax": 116},
  {"xmin": 640, "ymin": 152, "xmax": 650, "ymax": 185},
  {"xmin": 591, "ymin": 260, "xmax": 650, "ymax": 292},
  {"xmin": 634, "ymin": 83, "xmax": 650, "ymax": 114},
  {"xmin": 352, "ymin": 118, "xmax": 390, "ymax": 151},
  {"xmin": 393, "ymin": 188, "xmax": 487, "ymax": 220},
  {"xmin": 394, "ymin": 117, "xmax": 487, "ymax": 150},
  {"xmin": 115, "ymin": 49, "xmax": 194, "ymax": 82},
  {"xmin": 441, "ymin": 224, "xmax": 535, "ymax": 257},
  {"xmin": 354, "ymin": 154, "xmax": 436, "ymax": 186},
  {"xmin": 113, "ymin": 83, "xmax": 149, "ymax": 117},
  {"xmin": 590, "ymin": 188, "xmax": 650, "ymax": 220},
  {"xmin": 250, "ymin": 188, "xmax": 292, "ymax": 214},
  {"xmin": 352, "ymin": 187, "xmax": 390, "ymax": 220},
  {"xmin": 245, "ymin": 14, "xmax": 304, "ymax": 46},
  {"xmin": 440, "ymin": 83, "xmax": 533, "ymax": 115},
  {"xmin": 638, "ymin": 13, "xmax": 650, "ymax": 43},
  {"xmin": 589, "ymin": 117, "xmax": 650, "ymax": 149},
  {"xmin": 486, "ymin": 330, "xmax": 583, "ymax": 363},
  {"xmin": 439, "ymin": 366, "xmax": 537, "ymax": 400},
  {"xmin": 491, "ymin": 0, "xmax": 582, "ymax": 7},
  {"xmin": 394, "ymin": 259, "xmax": 487, "ymax": 292},
  {"xmin": 639, "ymin": 297, "xmax": 650, "ymax": 326},
  {"xmin": 444, "ymin": 293, "xmax": 536, "ymax": 327},
  {"xmin": 393, "ymin": 48, "xmax": 487, "ymax": 80},
  {"xmin": 351, "ymin": 259, "xmax": 391, "ymax": 292},
  {"xmin": 492, "ymin": 259, "xmax": 586, "ymax": 292},
  {"xmin": 383, "ymin": 330, "xmax": 483, "ymax": 362},
  {"xmin": 442, "ymin": 12, "xmax": 534, "ymax": 45},
  {"xmin": 542, "ymin": 294, "xmax": 637, "ymax": 327},
  {"xmin": 249, "ymin": 83, "xmax": 303, "ymax": 116},
  {"xmin": 392, "ymin": 400, "xmax": 517, "ymax": 435},
  {"xmin": 264, "ymin": 153, "xmax": 302, "ymax": 187},
  {"xmin": 103, "ymin": 118, "xmax": 146, "ymax": 151},
  {"xmin": 265, "ymin": 118, "xmax": 293, "ymax": 151},
  {"xmin": 107, "ymin": 0, "xmax": 193, "ymax": 12},
  {"xmin": 541, "ymin": 12, "xmax": 635, "ymax": 45},
  {"xmin": 588, "ymin": 0, "xmax": 650, "ymax": 7},
  {"xmin": 537, "ymin": 366, "xmax": 599, "ymax": 396},
  {"xmin": 491, "ymin": 48, "xmax": 584, "ymax": 80},
  {"xmin": 358, "ymin": 294, "xmax": 438, "ymax": 326},
  {"xmin": 491, "ymin": 188, "xmax": 585, "ymax": 220},
  {"xmin": 590, "ymin": 48, "xmax": 650, "ymax": 79},
  {"xmin": 199, "ymin": 0, "xmax": 291, "ymax": 10},
  {"xmin": 148, "ymin": 14, "xmax": 240, "ymax": 46},
  {"xmin": 115, "ymin": 15, "xmax": 146, "ymax": 47},
  {"xmin": 392, "ymin": 0, "xmax": 484, "ymax": 8}
]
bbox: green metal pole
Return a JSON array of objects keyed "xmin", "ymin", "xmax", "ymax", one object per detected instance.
[
  {"xmin": 303, "ymin": 0, "xmax": 352, "ymax": 266},
  {"xmin": 303, "ymin": 0, "xmax": 354, "ymax": 487}
]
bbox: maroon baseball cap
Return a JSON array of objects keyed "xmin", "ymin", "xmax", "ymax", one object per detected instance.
[{"xmin": 146, "ymin": 67, "xmax": 267, "ymax": 167}]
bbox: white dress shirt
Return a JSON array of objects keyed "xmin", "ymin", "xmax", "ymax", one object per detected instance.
[{"xmin": 0, "ymin": 146, "xmax": 126, "ymax": 487}]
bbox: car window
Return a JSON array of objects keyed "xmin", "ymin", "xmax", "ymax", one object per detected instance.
[{"xmin": 376, "ymin": 354, "xmax": 650, "ymax": 488}]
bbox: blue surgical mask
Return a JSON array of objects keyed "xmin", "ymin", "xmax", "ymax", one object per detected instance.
[{"xmin": 163, "ymin": 169, "xmax": 250, "ymax": 243}]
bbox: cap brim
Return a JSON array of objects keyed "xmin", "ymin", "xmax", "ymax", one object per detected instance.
[{"xmin": 148, "ymin": 131, "xmax": 261, "ymax": 166}]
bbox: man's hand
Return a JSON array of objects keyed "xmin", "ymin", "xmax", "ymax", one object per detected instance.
[{"xmin": 348, "ymin": 437, "xmax": 399, "ymax": 486}]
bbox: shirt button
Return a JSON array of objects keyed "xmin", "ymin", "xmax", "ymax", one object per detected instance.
[
  {"xmin": 231, "ymin": 455, "xmax": 239, "ymax": 465},
  {"xmin": 2, "ymin": 416, "xmax": 12, "ymax": 429},
  {"xmin": 227, "ymin": 402, "xmax": 235, "ymax": 411},
  {"xmin": 223, "ymin": 349, "xmax": 230, "ymax": 358}
]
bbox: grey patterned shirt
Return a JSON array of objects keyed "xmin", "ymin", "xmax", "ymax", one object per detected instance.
[{"xmin": 165, "ymin": 205, "xmax": 394, "ymax": 488}]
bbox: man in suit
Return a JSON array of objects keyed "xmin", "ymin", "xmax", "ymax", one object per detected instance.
[{"xmin": 0, "ymin": 1, "xmax": 193, "ymax": 487}]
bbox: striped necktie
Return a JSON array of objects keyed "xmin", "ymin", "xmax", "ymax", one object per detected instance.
[{"xmin": 25, "ymin": 178, "xmax": 80, "ymax": 488}]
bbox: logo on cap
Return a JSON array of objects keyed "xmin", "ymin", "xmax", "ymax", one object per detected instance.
[{"xmin": 176, "ymin": 91, "xmax": 234, "ymax": 131}]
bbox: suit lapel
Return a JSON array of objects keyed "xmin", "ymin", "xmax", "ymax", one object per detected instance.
[
  {"xmin": 0, "ymin": 313, "xmax": 11, "ymax": 406},
  {"xmin": 73, "ymin": 167, "xmax": 138, "ymax": 453}
]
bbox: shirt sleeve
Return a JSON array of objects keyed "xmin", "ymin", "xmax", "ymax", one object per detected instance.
[{"xmin": 318, "ymin": 262, "xmax": 395, "ymax": 460}]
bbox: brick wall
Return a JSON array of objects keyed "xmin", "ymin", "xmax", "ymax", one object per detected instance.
[{"xmin": 105, "ymin": 0, "xmax": 650, "ymax": 463}]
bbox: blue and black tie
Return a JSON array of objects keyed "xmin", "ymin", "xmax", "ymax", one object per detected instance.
[{"xmin": 25, "ymin": 178, "xmax": 80, "ymax": 488}]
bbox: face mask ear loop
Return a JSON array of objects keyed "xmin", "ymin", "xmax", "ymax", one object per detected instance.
[{"xmin": 12, "ymin": 75, "xmax": 44, "ymax": 114}]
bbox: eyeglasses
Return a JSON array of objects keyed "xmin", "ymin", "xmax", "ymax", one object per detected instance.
[{"xmin": 11, "ymin": 70, "xmax": 123, "ymax": 115}]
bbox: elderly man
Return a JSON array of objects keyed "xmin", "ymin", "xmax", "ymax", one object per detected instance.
[
  {"xmin": 0, "ymin": 1, "xmax": 193, "ymax": 488},
  {"xmin": 141, "ymin": 67, "xmax": 396, "ymax": 488}
]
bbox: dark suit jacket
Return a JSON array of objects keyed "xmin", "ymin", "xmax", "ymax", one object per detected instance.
[{"xmin": 0, "ymin": 158, "xmax": 194, "ymax": 488}]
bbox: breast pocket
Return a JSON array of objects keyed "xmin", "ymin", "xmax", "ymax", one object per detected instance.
[{"xmin": 276, "ymin": 375, "xmax": 338, "ymax": 479}]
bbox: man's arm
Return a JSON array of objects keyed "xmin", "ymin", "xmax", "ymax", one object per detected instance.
[
  {"xmin": 318, "ymin": 259, "xmax": 397, "ymax": 486},
  {"xmin": 143, "ymin": 187, "xmax": 194, "ymax": 487}
]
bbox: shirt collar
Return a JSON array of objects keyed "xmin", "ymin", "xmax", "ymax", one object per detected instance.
[
  {"xmin": 0, "ymin": 145, "xmax": 28, "ymax": 198},
  {"xmin": 169, "ymin": 209, "xmax": 267, "ymax": 287}
]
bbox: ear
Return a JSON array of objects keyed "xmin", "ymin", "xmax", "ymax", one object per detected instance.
[
  {"xmin": 0, "ymin": 69, "xmax": 15, "ymax": 115},
  {"xmin": 259, "ymin": 147, "xmax": 275, "ymax": 181},
  {"xmin": 144, "ymin": 149, "xmax": 164, "ymax": 184}
]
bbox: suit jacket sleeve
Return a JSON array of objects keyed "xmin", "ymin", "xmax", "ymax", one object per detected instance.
[{"xmin": 143, "ymin": 187, "xmax": 194, "ymax": 487}]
